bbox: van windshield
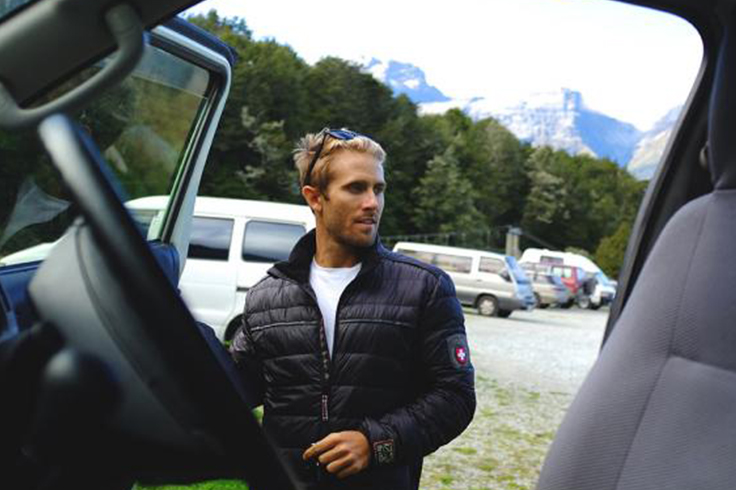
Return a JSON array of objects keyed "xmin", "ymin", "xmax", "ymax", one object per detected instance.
[{"xmin": 505, "ymin": 256, "xmax": 530, "ymax": 284}]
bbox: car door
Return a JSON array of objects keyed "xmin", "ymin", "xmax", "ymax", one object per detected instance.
[
  {"xmin": 0, "ymin": 9, "xmax": 233, "ymax": 331},
  {"xmin": 0, "ymin": 2, "xmax": 297, "ymax": 489}
]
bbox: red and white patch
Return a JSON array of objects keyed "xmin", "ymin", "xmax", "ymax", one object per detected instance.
[{"xmin": 455, "ymin": 346, "xmax": 468, "ymax": 365}]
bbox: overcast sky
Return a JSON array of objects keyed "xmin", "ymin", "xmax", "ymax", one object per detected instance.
[{"xmin": 184, "ymin": 0, "xmax": 702, "ymax": 130}]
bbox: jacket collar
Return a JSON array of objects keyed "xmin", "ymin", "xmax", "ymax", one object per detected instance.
[{"xmin": 270, "ymin": 229, "xmax": 387, "ymax": 284}]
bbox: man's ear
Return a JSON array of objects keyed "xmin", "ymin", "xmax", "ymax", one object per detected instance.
[{"xmin": 302, "ymin": 185, "xmax": 322, "ymax": 214}]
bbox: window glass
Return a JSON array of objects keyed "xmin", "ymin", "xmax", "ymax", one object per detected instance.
[
  {"xmin": 242, "ymin": 220, "xmax": 306, "ymax": 263},
  {"xmin": 397, "ymin": 248, "xmax": 434, "ymax": 264},
  {"xmin": 479, "ymin": 257, "xmax": 505, "ymax": 274},
  {"xmin": 0, "ymin": 44, "xmax": 211, "ymax": 266},
  {"xmin": 434, "ymin": 253, "xmax": 473, "ymax": 273},
  {"xmin": 552, "ymin": 266, "xmax": 573, "ymax": 278},
  {"xmin": 188, "ymin": 217, "xmax": 233, "ymax": 261}
]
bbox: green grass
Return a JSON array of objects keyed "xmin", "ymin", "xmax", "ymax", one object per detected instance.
[{"xmin": 136, "ymin": 481, "xmax": 247, "ymax": 490}]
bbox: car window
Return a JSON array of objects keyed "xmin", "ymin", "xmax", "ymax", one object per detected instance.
[
  {"xmin": 242, "ymin": 220, "xmax": 306, "ymax": 263},
  {"xmin": 551, "ymin": 265, "xmax": 573, "ymax": 278},
  {"xmin": 188, "ymin": 217, "xmax": 234, "ymax": 261},
  {"xmin": 434, "ymin": 253, "xmax": 473, "ymax": 273},
  {"xmin": 0, "ymin": 42, "xmax": 211, "ymax": 266},
  {"xmin": 397, "ymin": 248, "xmax": 435, "ymax": 264},
  {"xmin": 479, "ymin": 257, "xmax": 505, "ymax": 274}
]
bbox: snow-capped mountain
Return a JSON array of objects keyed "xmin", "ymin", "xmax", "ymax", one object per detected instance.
[
  {"xmin": 362, "ymin": 58, "xmax": 450, "ymax": 104},
  {"xmin": 364, "ymin": 58, "xmax": 677, "ymax": 177},
  {"xmin": 422, "ymin": 89, "xmax": 642, "ymax": 166},
  {"xmin": 626, "ymin": 106, "xmax": 682, "ymax": 179}
]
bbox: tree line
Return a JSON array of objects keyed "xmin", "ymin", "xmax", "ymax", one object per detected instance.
[{"xmin": 188, "ymin": 11, "xmax": 647, "ymax": 278}]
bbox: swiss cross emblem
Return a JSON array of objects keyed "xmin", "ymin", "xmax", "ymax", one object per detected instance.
[
  {"xmin": 455, "ymin": 346, "xmax": 468, "ymax": 365},
  {"xmin": 447, "ymin": 334, "xmax": 470, "ymax": 369}
]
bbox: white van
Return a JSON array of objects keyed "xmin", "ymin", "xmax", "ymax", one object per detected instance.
[
  {"xmin": 127, "ymin": 196, "xmax": 315, "ymax": 340},
  {"xmin": 393, "ymin": 242, "xmax": 535, "ymax": 317},
  {"xmin": 519, "ymin": 248, "xmax": 616, "ymax": 309}
]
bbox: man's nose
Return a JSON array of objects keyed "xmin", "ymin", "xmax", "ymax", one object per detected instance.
[{"xmin": 362, "ymin": 190, "xmax": 379, "ymax": 209}]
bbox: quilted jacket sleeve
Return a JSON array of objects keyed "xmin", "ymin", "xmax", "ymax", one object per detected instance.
[
  {"xmin": 359, "ymin": 272, "xmax": 476, "ymax": 466},
  {"xmin": 229, "ymin": 315, "xmax": 265, "ymax": 408}
]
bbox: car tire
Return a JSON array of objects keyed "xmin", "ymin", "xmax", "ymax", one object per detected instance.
[
  {"xmin": 590, "ymin": 303, "xmax": 601, "ymax": 311},
  {"xmin": 577, "ymin": 295, "xmax": 592, "ymax": 309},
  {"xmin": 477, "ymin": 295, "xmax": 499, "ymax": 317},
  {"xmin": 560, "ymin": 299, "xmax": 574, "ymax": 309},
  {"xmin": 497, "ymin": 309, "xmax": 512, "ymax": 318}
]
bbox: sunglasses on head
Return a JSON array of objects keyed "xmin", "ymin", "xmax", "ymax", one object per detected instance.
[{"xmin": 303, "ymin": 127, "xmax": 365, "ymax": 187}]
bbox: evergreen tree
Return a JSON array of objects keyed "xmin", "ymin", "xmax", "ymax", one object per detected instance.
[
  {"xmin": 414, "ymin": 148, "xmax": 484, "ymax": 236},
  {"xmin": 595, "ymin": 220, "xmax": 633, "ymax": 278}
]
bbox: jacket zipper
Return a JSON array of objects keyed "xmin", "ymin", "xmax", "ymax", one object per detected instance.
[
  {"xmin": 288, "ymin": 274, "xmax": 364, "ymax": 425},
  {"xmin": 318, "ymin": 317, "xmax": 331, "ymax": 422},
  {"xmin": 317, "ymin": 275, "xmax": 361, "ymax": 423}
]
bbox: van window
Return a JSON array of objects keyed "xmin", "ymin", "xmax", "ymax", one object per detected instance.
[
  {"xmin": 188, "ymin": 217, "xmax": 233, "ymax": 261},
  {"xmin": 551, "ymin": 265, "xmax": 573, "ymax": 278},
  {"xmin": 434, "ymin": 253, "xmax": 472, "ymax": 273},
  {"xmin": 242, "ymin": 220, "xmax": 305, "ymax": 263},
  {"xmin": 479, "ymin": 257, "xmax": 505, "ymax": 274},
  {"xmin": 396, "ymin": 248, "xmax": 434, "ymax": 264}
]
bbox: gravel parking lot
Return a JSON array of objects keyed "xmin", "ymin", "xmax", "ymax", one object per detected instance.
[{"xmin": 421, "ymin": 308, "xmax": 608, "ymax": 490}]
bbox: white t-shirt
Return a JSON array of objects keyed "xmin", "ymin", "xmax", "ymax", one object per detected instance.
[{"xmin": 309, "ymin": 259, "xmax": 362, "ymax": 356}]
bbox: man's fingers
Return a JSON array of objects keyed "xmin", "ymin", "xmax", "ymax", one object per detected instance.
[
  {"xmin": 302, "ymin": 433, "xmax": 339, "ymax": 460},
  {"xmin": 336, "ymin": 463, "xmax": 361, "ymax": 479},
  {"xmin": 325, "ymin": 455, "xmax": 354, "ymax": 476},
  {"xmin": 318, "ymin": 445, "xmax": 347, "ymax": 466}
]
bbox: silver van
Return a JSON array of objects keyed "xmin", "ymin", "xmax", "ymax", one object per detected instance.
[
  {"xmin": 393, "ymin": 242, "xmax": 535, "ymax": 317},
  {"xmin": 127, "ymin": 196, "xmax": 315, "ymax": 340}
]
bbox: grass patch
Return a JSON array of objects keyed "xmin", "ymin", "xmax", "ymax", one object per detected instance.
[
  {"xmin": 439, "ymin": 474, "xmax": 454, "ymax": 486},
  {"xmin": 136, "ymin": 481, "xmax": 247, "ymax": 490},
  {"xmin": 452, "ymin": 446, "xmax": 478, "ymax": 455}
]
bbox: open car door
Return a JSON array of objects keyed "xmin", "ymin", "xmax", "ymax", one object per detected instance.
[{"xmin": 0, "ymin": 1, "xmax": 296, "ymax": 489}]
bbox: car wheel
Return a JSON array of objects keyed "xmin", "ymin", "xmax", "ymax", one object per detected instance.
[
  {"xmin": 590, "ymin": 303, "xmax": 601, "ymax": 311},
  {"xmin": 577, "ymin": 295, "xmax": 591, "ymax": 309},
  {"xmin": 560, "ymin": 299, "xmax": 574, "ymax": 309},
  {"xmin": 477, "ymin": 295, "xmax": 499, "ymax": 317},
  {"xmin": 497, "ymin": 309, "xmax": 512, "ymax": 318}
]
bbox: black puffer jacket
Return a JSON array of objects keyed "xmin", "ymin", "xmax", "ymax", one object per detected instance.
[{"xmin": 231, "ymin": 231, "xmax": 476, "ymax": 489}]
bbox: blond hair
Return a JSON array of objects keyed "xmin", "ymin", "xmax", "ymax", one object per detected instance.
[{"xmin": 293, "ymin": 129, "xmax": 386, "ymax": 191}]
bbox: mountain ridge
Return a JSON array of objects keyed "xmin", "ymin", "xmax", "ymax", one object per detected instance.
[{"xmin": 364, "ymin": 58, "xmax": 676, "ymax": 179}]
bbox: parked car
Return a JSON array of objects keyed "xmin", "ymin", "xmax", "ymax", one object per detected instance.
[
  {"xmin": 520, "ymin": 248, "xmax": 617, "ymax": 309},
  {"xmin": 528, "ymin": 271, "xmax": 572, "ymax": 309},
  {"xmin": 393, "ymin": 242, "xmax": 535, "ymax": 317},
  {"xmin": 127, "ymin": 196, "xmax": 315, "ymax": 340}
]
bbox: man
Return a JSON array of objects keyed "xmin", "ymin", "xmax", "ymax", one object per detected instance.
[{"xmin": 230, "ymin": 128, "xmax": 475, "ymax": 489}]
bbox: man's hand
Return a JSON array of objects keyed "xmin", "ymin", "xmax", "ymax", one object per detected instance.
[{"xmin": 302, "ymin": 430, "xmax": 371, "ymax": 479}]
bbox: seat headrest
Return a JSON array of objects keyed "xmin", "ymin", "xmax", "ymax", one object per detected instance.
[{"xmin": 709, "ymin": 11, "xmax": 736, "ymax": 189}]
